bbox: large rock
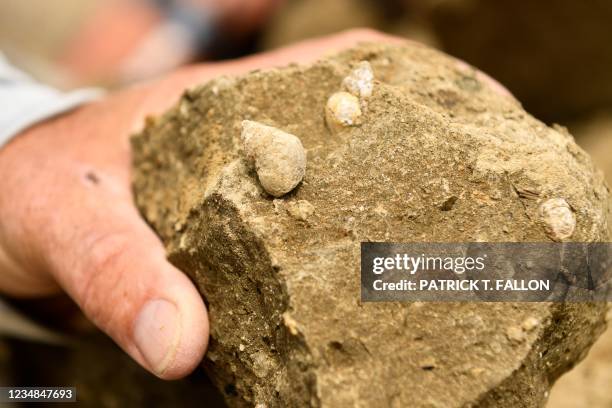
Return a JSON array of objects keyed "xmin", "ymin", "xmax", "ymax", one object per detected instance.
[{"xmin": 132, "ymin": 43, "xmax": 610, "ymax": 407}]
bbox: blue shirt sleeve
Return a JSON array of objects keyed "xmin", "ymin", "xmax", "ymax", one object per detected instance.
[{"xmin": 0, "ymin": 52, "xmax": 103, "ymax": 147}]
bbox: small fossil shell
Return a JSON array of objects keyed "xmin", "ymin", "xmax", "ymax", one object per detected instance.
[
  {"xmin": 538, "ymin": 198, "xmax": 576, "ymax": 241},
  {"xmin": 325, "ymin": 92, "xmax": 362, "ymax": 133},
  {"xmin": 241, "ymin": 120, "xmax": 306, "ymax": 197},
  {"xmin": 342, "ymin": 61, "xmax": 374, "ymax": 98}
]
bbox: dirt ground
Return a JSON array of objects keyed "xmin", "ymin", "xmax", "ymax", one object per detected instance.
[{"xmin": 547, "ymin": 117, "xmax": 612, "ymax": 408}]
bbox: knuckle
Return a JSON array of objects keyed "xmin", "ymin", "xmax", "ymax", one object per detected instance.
[
  {"xmin": 341, "ymin": 27, "xmax": 385, "ymax": 40},
  {"xmin": 76, "ymin": 232, "xmax": 130, "ymax": 318}
]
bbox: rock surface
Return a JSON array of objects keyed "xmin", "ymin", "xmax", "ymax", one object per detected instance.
[{"xmin": 132, "ymin": 43, "xmax": 610, "ymax": 407}]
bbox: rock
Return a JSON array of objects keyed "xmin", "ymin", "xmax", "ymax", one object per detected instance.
[
  {"xmin": 132, "ymin": 43, "xmax": 610, "ymax": 407},
  {"xmin": 287, "ymin": 200, "xmax": 315, "ymax": 222},
  {"xmin": 543, "ymin": 116, "xmax": 612, "ymax": 408},
  {"xmin": 572, "ymin": 114, "xmax": 612, "ymax": 239},
  {"xmin": 572, "ymin": 114, "xmax": 612, "ymax": 185}
]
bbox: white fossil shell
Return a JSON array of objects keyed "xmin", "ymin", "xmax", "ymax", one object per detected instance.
[
  {"xmin": 538, "ymin": 198, "xmax": 576, "ymax": 241},
  {"xmin": 241, "ymin": 120, "xmax": 306, "ymax": 197},
  {"xmin": 342, "ymin": 61, "xmax": 374, "ymax": 98},
  {"xmin": 325, "ymin": 92, "xmax": 362, "ymax": 133}
]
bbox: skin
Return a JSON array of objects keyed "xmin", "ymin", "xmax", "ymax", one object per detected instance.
[
  {"xmin": 59, "ymin": 0, "xmax": 284, "ymax": 85},
  {"xmin": 0, "ymin": 29, "xmax": 403, "ymax": 380},
  {"xmin": 0, "ymin": 29, "xmax": 510, "ymax": 380}
]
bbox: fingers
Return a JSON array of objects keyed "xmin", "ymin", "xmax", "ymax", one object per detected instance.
[{"xmin": 36, "ymin": 173, "xmax": 208, "ymax": 379}]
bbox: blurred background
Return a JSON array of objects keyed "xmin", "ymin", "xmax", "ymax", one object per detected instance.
[{"xmin": 1, "ymin": 0, "xmax": 611, "ymax": 406}]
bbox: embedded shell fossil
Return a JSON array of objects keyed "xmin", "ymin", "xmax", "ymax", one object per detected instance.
[
  {"xmin": 538, "ymin": 198, "xmax": 576, "ymax": 241},
  {"xmin": 241, "ymin": 120, "xmax": 306, "ymax": 197}
]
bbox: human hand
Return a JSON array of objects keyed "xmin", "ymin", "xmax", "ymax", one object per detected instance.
[{"xmin": 0, "ymin": 29, "xmax": 403, "ymax": 380}]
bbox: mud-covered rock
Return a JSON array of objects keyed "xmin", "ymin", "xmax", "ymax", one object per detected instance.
[{"xmin": 132, "ymin": 43, "xmax": 610, "ymax": 407}]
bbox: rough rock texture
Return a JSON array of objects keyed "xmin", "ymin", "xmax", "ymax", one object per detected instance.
[{"xmin": 132, "ymin": 43, "xmax": 610, "ymax": 407}]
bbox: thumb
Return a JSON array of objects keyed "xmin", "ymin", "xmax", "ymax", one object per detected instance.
[{"xmin": 41, "ymin": 183, "xmax": 208, "ymax": 380}]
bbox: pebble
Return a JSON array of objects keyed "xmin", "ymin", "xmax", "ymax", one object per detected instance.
[{"xmin": 241, "ymin": 120, "xmax": 306, "ymax": 197}]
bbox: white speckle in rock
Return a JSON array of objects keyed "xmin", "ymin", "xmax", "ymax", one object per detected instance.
[
  {"xmin": 506, "ymin": 326, "xmax": 526, "ymax": 342},
  {"xmin": 522, "ymin": 316, "xmax": 540, "ymax": 332},
  {"xmin": 538, "ymin": 198, "xmax": 576, "ymax": 241}
]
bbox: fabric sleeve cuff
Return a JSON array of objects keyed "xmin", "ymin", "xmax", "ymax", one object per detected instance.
[{"xmin": 0, "ymin": 87, "xmax": 104, "ymax": 148}]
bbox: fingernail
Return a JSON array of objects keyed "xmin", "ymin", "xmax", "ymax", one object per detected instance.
[{"xmin": 133, "ymin": 299, "xmax": 181, "ymax": 376}]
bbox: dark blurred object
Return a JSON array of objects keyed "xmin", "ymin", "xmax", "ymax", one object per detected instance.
[
  {"xmin": 2, "ymin": 334, "xmax": 226, "ymax": 408},
  {"xmin": 0, "ymin": 294, "xmax": 227, "ymax": 405},
  {"xmin": 570, "ymin": 113, "xmax": 612, "ymax": 184},
  {"xmin": 262, "ymin": 0, "xmax": 414, "ymax": 49}
]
